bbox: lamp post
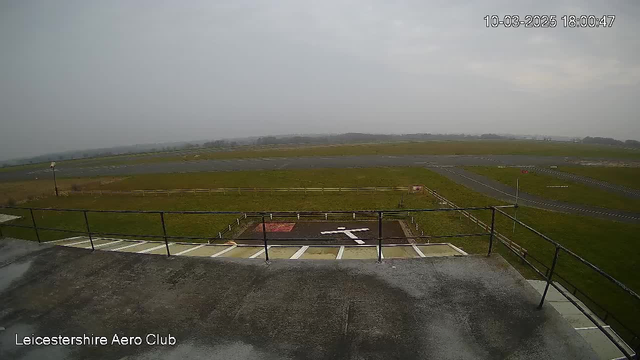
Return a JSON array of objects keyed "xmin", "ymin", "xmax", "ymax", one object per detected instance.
[{"xmin": 50, "ymin": 162, "xmax": 58, "ymax": 197}]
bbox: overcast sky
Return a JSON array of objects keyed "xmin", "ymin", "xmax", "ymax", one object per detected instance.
[{"xmin": 1, "ymin": 0, "xmax": 639, "ymax": 160}]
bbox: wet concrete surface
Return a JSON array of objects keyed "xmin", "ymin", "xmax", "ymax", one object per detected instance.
[
  {"xmin": 0, "ymin": 154, "xmax": 622, "ymax": 181},
  {"xmin": 0, "ymin": 238, "xmax": 598, "ymax": 359},
  {"xmin": 429, "ymin": 167, "xmax": 640, "ymax": 224}
]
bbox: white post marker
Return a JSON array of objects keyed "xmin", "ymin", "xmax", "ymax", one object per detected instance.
[{"xmin": 320, "ymin": 227, "xmax": 369, "ymax": 245}]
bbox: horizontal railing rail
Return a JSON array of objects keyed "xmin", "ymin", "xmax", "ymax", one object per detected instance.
[
  {"xmin": 492, "ymin": 207, "xmax": 638, "ymax": 359},
  {"xmin": 0, "ymin": 202, "xmax": 636, "ymax": 358}
]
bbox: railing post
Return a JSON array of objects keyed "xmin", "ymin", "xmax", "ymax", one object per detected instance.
[
  {"xmin": 30, "ymin": 208, "xmax": 40, "ymax": 243},
  {"xmin": 262, "ymin": 215, "xmax": 269, "ymax": 261},
  {"xmin": 83, "ymin": 210, "xmax": 94, "ymax": 251},
  {"xmin": 487, "ymin": 207, "xmax": 496, "ymax": 256},
  {"xmin": 160, "ymin": 212, "xmax": 170, "ymax": 257},
  {"xmin": 538, "ymin": 246, "xmax": 561, "ymax": 309},
  {"xmin": 377, "ymin": 211, "xmax": 383, "ymax": 262}
]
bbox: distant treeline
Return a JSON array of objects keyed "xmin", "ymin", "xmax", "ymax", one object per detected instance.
[
  {"xmin": 3, "ymin": 133, "xmax": 639, "ymax": 167},
  {"xmin": 255, "ymin": 133, "xmax": 512, "ymax": 146},
  {"xmin": 582, "ymin": 136, "xmax": 640, "ymax": 148}
]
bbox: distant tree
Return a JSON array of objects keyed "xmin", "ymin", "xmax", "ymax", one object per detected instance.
[
  {"xmin": 624, "ymin": 139, "xmax": 640, "ymax": 148},
  {"xmin": 582, "ymin": 136, "xmax": 623, "ymax": 146}
]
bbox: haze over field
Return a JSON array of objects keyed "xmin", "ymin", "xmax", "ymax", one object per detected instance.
[{"xmin": 1, "ymin": 0, "xmax": 639, "ymax": 160}]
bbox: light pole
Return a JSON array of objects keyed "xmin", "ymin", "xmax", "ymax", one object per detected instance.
[
  {"xmin": 513, "ymin": 177, "xmax": 519, "ymax": 233},
  {"xmin": 50, "ymin": 162, "xmax": 58, "ymax": 197}
]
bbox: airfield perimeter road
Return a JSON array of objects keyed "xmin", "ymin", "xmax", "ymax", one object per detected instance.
[
  {"xmin": 3, "ymin": 154, "xmax": 640, "ymax": 182},
  {"xmin": 429, "ymin": 167, "xmax": 640, "ymax": 224}
]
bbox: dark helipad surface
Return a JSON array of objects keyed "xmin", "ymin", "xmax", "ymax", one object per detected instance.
[
  {"xmin": 0, "ymin": 238, "xmax": 597, "ymax": 360},
  {"xmin": 236, "ymin": 220, "xmax": 408, "ymax": 245}
]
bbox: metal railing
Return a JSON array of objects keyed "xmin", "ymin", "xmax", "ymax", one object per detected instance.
[
  {"xmin": 0, "ymin": 205, "xmax": 503, "ymax": 260},
  {"xmin": 492, "ymin": 207, "xmax": 639, "ymax": 359},
  {"xmin": 0, "ymin": 203, "xmax": 637, "ymax": 358}
]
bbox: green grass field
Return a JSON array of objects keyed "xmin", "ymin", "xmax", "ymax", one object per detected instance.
[
  {"xmin": 106, "ymin": 140, "xmax": 640, "ymax": 165},
  {"xmin": 3, "ymin": 140, "xmax": 639, "ymax": 175},
  {"xmin": 465, "ymin": 166, "xmax": 640, "ymax": 213},
  {"xmin": 559, "ymin": 166, "xmax": 640, "ymax": 190},
  {"xmin": 1, "ymin": 166, "xmax": 639, "ymax": 342}
]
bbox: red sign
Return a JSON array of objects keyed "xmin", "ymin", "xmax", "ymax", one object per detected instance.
[
  {"xmin": 254, "ymin": 223, "xmax": 296, "ymax": 233},
  {"xmin": 521, "ymin": 170, "xmax": 529, "ymax": 174}
]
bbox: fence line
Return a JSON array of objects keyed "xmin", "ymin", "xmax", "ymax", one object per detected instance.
[
  {"xmin": 422, "ymin": 187, "xmax": 528, "ymax": 257},
  {"xmin": 0, "ymin": 199, "xmax": 637, "ymax": 355},
  {"xmin": 63, "ymin": 186, "xmax": 414, "ymax": 196}
]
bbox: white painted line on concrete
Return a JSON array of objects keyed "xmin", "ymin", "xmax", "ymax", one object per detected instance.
[
  {"xmin": 412, "ymin": 244, "xmax": 426, "ymax": 258},
  {"xmin": 249, "ymin": 246, "xmax": 271, "ymax": 259},
  {"xmin": 85, "ymin": 240, "xmax": 123, "ymax": 249},
  {"xmin": 447, "ymin": 243, "xmax": 468, "ymax": 255},
  {"xmin": 210, "ymin": 245, "xmax": 236, "ymax": 258},
  {"xmin": 111, "ymin": 241, "xmax": 147, "ymax": 251},
  {"xmin": 336, "ymin": 246, "xmax": 345, "ymax": 260},
  {"xmin": 175, "ymin": 244, "xmax": 205, "ymax": 256},
  {"xmin": 66, "ymin": 239, "xmax": 91, "ymax": 247},
  {"xmin": 290, "ymin": 246, "xmax": 309, "ymax": 259},
  {"xmin": 138, "ymin": 244, "xmax": 171, "ymax": 254},
  {"xmin": 574, "ymin": 325, "xmax": 611, "ymax": 331},
  {"xmin": 49, "ymin": 236, "xmax": 84, "ymax": 243}
]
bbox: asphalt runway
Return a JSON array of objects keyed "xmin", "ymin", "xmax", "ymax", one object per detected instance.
[
  {"xmin": 429, "ymin": 167, "xmax": 640, "ymax": 224},
  {"xmin": 3, "ymin": 154, "xmax": 639, "ymax": 223},
  {"xmin": 1, "ymin": 154, "xmax": 633, "ymax": 181}
]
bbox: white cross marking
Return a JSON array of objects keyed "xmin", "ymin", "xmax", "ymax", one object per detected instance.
[{"xmin": 321, "ymin": 228, "xmax": 370, "ymax": 244}]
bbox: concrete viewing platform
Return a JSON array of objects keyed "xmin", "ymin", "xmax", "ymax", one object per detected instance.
[{"xmin": 0, "ymin": 237, "xmax": 598, "ymax": 359}]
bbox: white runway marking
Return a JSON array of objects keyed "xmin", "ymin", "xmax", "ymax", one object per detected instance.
[
  {"xmin": 447, "ymin": 243, "xmax": 468, "ymax": 255},
  {"xmin": 250, "ymin": 246, "xmax": 271, "ymax": 259},
  {"xmin": 290, "ymin": 246, "xmax": 309, "ymax": 259},
  {"xmin": 138, "ymin": 244, "xmax": 170, "ymax": 254},
  {"xmin": 175, "ymin": 244, "xmax": 205, "ymax": 256},
  {"xmin": 412, "ymin": 244, "xmax": 426, "ymax": 258},
  {"xmin": 111, "ymin": 241, "xmax": 147, "ymax": 251},
  {"xmin": 49, "ymin": 236, "xmax": 83, "ymax": 243},
  {"xmin": 574, "ymin": 325, "xmax": 610, "ymax": 331},
  {"xmin": 67, "ymin": 239, "xmax": 91, "ymax": 247},
  {"xmin": 321, "ymin": 227, "xmax": 369, "ymax": 245},
  {"xmin": 85, "ymin": 240, "xmax": 123, "ymax": 249},
  {"xmin": 210, "ymin": 245, "xmax": 237, "ymax": 257}
]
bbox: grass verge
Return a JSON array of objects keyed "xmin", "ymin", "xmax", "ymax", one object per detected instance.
[
  {"xmin": 559, "ymin": 166, "xmax": 640, "ymax": 190},
  {"xmin": 465, "ymin": 166, "xmax": 640, "ymax": 213}
]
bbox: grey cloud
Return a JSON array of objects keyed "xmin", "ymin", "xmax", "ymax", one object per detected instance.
[{"xmin": 0, "ymin": 0, "xmax": 638, "ymax": 160}]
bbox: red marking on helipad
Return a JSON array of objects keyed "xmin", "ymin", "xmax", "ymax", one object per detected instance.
[{"xmin": 254, "ymin": 223, "xmax": 296, "ymax": 233}]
